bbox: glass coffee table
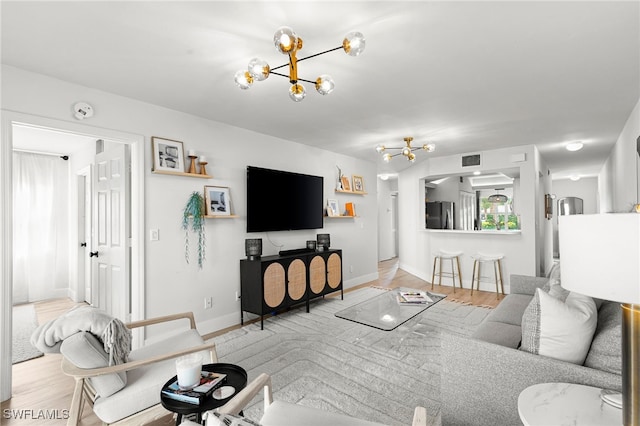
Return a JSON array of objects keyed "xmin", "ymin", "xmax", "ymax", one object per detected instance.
[
  {"xmin": 160, "ymin": 362, "xmax": 247, "ymax": 424},
  {"xmin": 334, "ymin": 287, "xmax": 445, "ymax": 330}
]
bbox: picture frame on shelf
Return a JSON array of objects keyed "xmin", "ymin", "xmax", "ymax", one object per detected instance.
[
  {"xmin": 341, "ymin": 176, "xmax": 351, "ymax": 192},
  {"xmin": 205, "ymin": 186, "xmax": 232, "ymax": 216},
  {"xmin": 152, "ymin": 137, "xmax": 186, "ymax": 172},
  {"xmin": 327, "ymin": 199, "xmax": 339, "ymax": 217},
  {"xmin": 352, "ymin": 175, "xmax": 364, "ymax": 192}
]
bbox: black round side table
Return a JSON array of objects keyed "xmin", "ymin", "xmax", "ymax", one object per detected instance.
[{"xmin": 160, "ymin": 363, "xmax": 248, "ymax": 425}]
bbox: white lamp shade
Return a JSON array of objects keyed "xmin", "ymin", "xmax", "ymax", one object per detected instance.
[{"xmin": 558, "ymin": 213, "xmax": 640, "ymax": 304}]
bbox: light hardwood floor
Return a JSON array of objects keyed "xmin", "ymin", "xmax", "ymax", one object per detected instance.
[{"xmin": 2, "ymin": 259, "xmax": 502, "ymax": 425}]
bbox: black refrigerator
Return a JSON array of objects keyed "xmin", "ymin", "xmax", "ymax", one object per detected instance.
[{"xmin": 426, "ymin": 201, "xmax": 454, "ymax": 229}]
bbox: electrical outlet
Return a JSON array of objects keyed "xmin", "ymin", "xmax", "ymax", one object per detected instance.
[
  {"xmin": 204, "ymin": 297, "xmax": 212, "ymax": 309},
  {"xmin": 149, "ymin": 229, "xmax": 159, "ymax": 241},
  {"xmin": 235, "ymin": 291, "xmax": 241, "ymax": 301},
  {"xmin": 349, "ymin": 265, "xmax": 354, "ymax": 273}
]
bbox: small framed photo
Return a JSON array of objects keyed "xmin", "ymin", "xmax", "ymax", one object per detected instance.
[
  {"xmin": 340, "ymin": 176, "xmax": 351, "ymax": 192},
  {"xmin": 352, "ymin": 175, "xmax": 364, "ymax": 192},
  {"xmin": 327, "ymin": 199, "xmax": 339, "ymax": 217},
  {"xmin": 152, "ymin": 137, "xmax": 185, "ymax": 172},
  {"xmin": 205, "ymin": 186, "xmax": 232, "ymax": 216}
]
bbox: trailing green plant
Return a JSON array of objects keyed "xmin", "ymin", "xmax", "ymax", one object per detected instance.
[{"xmin": 182, "ymin": 191, "xmax": 206, "ymax": 268}]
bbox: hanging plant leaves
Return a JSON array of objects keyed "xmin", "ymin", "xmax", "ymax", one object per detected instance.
[{"xmin": 182, "ymin": 191, "xmax": 206, "ymax": 268}]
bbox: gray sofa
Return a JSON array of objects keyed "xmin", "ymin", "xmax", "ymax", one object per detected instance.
[{"xmin": 440, "ymin": 274, "xmax": 622, "ymax": 425}]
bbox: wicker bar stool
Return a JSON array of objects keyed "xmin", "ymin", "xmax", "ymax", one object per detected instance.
[
  {"xmin": 431, "ymin": 250, "xmax": 463, "ymax": 292},
  {"xmin": 470, "ymin": 253, "xmax": 505, "ymax": 298}
]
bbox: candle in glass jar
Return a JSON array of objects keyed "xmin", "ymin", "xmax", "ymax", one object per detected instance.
[
  {"xmin": 199, "ymin": 156, "xmax": 207, "ymax": 163},
  {"xmin": 187, "ymin": 149, "xmax": 196, "ymax": 157}
]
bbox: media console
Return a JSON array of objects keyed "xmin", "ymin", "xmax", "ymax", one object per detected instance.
[{"xmin": 240, "ymin": 249, "xmax": 343, "ymax": 329}]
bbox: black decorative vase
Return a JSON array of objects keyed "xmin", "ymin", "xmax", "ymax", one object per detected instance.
[{"xmin": 245, "ymin": 238, "xmax": 262, "ymax": 260}]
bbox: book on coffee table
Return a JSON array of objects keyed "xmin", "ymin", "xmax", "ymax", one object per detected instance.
[
  {"xmin": 397, "ymin": 291, "xmax": 433, "ymax": 305},
  {"xmin": 162, "ymin": 371, "xmax": 227, "ymax": 405}
]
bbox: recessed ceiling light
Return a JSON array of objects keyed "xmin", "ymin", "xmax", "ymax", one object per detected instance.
[
  {"xmin": 473, "ymin": 171, "xmax": 481, "ymax": 176},
  {"xmin": 569, "ymin": 175, "xmax": 581, "ymax": 181},
  {"xmin": 566, "ymin": 141, "xmax": 584, "ymax": 152}
]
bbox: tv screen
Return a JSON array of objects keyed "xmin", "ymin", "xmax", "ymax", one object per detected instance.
[{"xmin": 246, "ymin": 166, "xmax": 324, "ymax": 232}]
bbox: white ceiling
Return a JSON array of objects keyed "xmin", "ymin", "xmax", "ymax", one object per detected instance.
[{"xmin": 3, "ymin": 1, "xmax": 639, "ymax": 179}]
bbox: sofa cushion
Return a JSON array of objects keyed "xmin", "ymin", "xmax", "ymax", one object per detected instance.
[
  {"xmin": 485, "ymin": 294, "xmax": 532, "ymax": 327},
  {"xmin": 93, "ymin": 328, "xmax": 208, "ymax": 424},
  {"xmin": 472, "ymin": 321, "xmax": 523, "ymax": 348},
  {"xmin": 60, "ymin": 331, "xmax": 127, "ymax": 398},
  {"xmin": 520, "ymin": 288, "xmax": 598, "ymax": 364},
  {"xmin": 585, "ymin": 302, "xmax": 622, "ymax": 375}
]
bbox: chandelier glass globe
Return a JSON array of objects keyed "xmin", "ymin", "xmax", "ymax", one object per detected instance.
[
  {"xmin": 315, "ymin": 75, "xmax": 335, "ymax": 95},
  {"xmin": 248, "ymin": 58, "xmax": 270, "ymax": 81},
  {"xmin": 274, "ymin": 27, "xmax": 298, "ymax": 54},
  {"xmin": 289, "ymin": 83, "xmax": 306, "ymax": 102},
  {"xmin": 343, "ymin": 31, "xmax": 366, "ymax": 56},
  {"xmin": 234, "ymin": 70, "xmax": 253, "ymax": 90}
]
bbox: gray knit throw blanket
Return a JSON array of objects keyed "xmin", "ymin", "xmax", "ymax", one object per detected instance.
[{"xmin": 31, "ymin": 305, "xmax": 132, "ymax": 365}]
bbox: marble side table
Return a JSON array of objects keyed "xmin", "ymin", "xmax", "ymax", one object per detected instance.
[{"xmin": 518, "ymin": 382, "xmax": 622, "ymax": 425}]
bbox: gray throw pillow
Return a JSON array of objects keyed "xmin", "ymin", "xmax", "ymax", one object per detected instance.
[
  {"xmin": 584, "ymin": 302, "xmax": 622, "ymax": 375},
  {"xmin": 60, "ymin": 331, "xmax": 127, "ymax": 398}
]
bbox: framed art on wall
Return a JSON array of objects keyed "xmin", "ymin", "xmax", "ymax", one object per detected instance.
[
  {"xmin": 327, "ymin": 199, "xmax": 339, "ymax": 217},
  {"xmin": 340, "ymin": 176, "xmax": 351, "ymax": 192},
  {"xmin": 205, "ymin": 186, "xmax": 232, "ymax": 216},
  {"xmin": 352, "ymin": 175, "xmax": 364, "ymax": 192},
  {"xmin": 152, "ymin": 137, "xmax": 185, "ymax": 172}
]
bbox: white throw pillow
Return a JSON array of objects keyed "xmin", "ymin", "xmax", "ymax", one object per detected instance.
[{"xmin": 521, "ymin": 288, "xmax": 598, "ymax": 364}]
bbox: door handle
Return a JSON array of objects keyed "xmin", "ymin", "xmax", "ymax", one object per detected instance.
[
  {"xmin": 89, "ymin": 251, "xmax": 99, "ymax": 258},
  {"xmin": 80, "ymin": 242, "xmax": 87, "ymax": 247}
]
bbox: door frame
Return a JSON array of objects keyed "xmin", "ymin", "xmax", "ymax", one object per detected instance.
[
  {"xmin": 0, "ymin": 110, "xmax": 146, "ymax": 402},
  {"xmin": 77, "ymin": 164, "xmax": 93, "ymax": 304}
]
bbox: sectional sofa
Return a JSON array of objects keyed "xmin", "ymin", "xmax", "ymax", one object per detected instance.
[{"xmin": 440, "ymin": 273, "xmax": 623, "ymax": 425}]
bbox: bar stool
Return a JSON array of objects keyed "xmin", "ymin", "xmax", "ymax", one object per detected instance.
[
  {"xmin": 470, "ymin": 253, "xmax": 505, "ymax": 298},
  {"xmin": 431, "ymin": 250, "xmax": 463, "ymax": 292}
]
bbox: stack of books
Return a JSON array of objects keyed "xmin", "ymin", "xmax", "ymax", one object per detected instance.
[
  {"xmin": 396, "ymin": 290, "xmax": 433, "ymax": 305},
  {"xmin": 162, "ymin": 371, "xmax": 227, "ymax": 405}
]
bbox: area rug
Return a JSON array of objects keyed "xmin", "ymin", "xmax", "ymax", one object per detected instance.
[
  {"xmin": 212, "ymin": 287, "xmax": 492, "ymax": 426},
  {"xmin": 12, "ymin": 304, "xmax": 43, "ymax": 364},
  {"xmin": 334, "ymin": 287, "xmax": 445, "ymax": 330}
]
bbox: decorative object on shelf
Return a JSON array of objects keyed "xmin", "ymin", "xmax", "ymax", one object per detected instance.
[
  {"xmin": 187, "ymin": 149, "xmax": 198, "ymax": 174},
  {"xmin": 182, "ymin": 191, "xmax": 206, "ymax": 268},
  {"xmin": 352, "ymin": 175, "xmax": 365, "ymax": 193},
  {"xmin": 345, "ymin": 202, "xmax": 355, "ymax": 217},
  {"xmin": 306, "ymin": 240, "xmax": 316, "ymax": 250},
  {"xmin": 204, "ymin": 186, "xmax": 232, "ymax": 216},
  {"xmin": 317, "ymin": 233, "xmax": 330, "ymax": 250},
  {"xmin": 199, "ymin": 156, "xmax": 208, "ymax": 175},
  {"xmin": 336, "ymin": 165, "xmax": 343, "ymax": 191},
  {"xmin": 152, "ymin": 137, "xmax": 186, "ymax": 173},
  {"xmin": 326, "ymin": 199, "xmax": 339, "ymax": 217},
  {"xmin": 340, "ymin": 176, "xmax": 351, "ymax": 192},
  {"xmin": 234, "ymin": 27, "xmax": 365, "ymax": 102},
  {"xmin": 245, "ymin": 238, "xmax": 263, "ymax": 260},
  {"xmin": 559, "ymin": 213, "xmax": 640, "ymax": 425},
  {"xmin": 376, "ymin": 137, "xmax": 435, "ymax": 163}
]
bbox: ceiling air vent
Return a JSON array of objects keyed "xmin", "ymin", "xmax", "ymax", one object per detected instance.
[{"xmin": 461, "ymin": 154, "xmax": 481, "ymax": 167}]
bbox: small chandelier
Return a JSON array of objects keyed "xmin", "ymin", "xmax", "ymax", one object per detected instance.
[
  {"xmin": 234, "ymin": 27, "xmax": 365, "ymax": 102},
  {"xmin": 376, "ymin": 137, "xmax": 435, "ymax": 163}
]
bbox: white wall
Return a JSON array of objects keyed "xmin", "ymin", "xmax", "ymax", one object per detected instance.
[
  {"xmin": 397, "ymin": 145, "xmax": 544, "ymax": 292},
  {"xmin": 599, "ymin": 97, "xmax": 640, "ymax": 212},
  {"xmin": 1, "ymin": 65, "xmax": 379, "ymax": 341}
]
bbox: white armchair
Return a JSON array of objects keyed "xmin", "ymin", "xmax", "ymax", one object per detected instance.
[
  {"xmin": 60, "ymin": 312, "xmax": 216, "ymax": 425},
  {"xmin": 183, "ymin": 373, "xmax": 428, "ymax": 426}
]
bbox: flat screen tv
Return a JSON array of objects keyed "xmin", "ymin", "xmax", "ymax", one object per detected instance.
[{"xmin": 246, "ymin": 166, "xmax": 324, "ymax": 232}]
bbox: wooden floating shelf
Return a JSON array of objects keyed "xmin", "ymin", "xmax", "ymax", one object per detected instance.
[
  {"xmin": 335, "ymin": 189, "xmax": 367, "ymax": 195},
  {"xmin": 204, "ymin": 215, "xmax": 239, "ymax": 219},
  {"xmin": 326, "ymin": 215, "xmax": 356, "ymax": 219},
  {"xmin": 152, "ymin": 170, "xmax": 212, "ymax": 179}
]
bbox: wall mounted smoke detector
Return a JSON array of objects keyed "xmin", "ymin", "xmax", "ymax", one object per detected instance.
[{"xmin": 73, "ymin": 102, "xmax": 94, "ymax": 120}]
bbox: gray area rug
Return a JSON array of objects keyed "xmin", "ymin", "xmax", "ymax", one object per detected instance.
[
  {"xmin": 12, "ymin": 304, "xmax": 44, "ymax": 364},
  {"xmin": 213, "ymin": 287, "xmax": 492, "ymax": 425}
]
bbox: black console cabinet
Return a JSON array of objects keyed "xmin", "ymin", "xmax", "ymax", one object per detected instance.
[{"xmin": 240, "ymin": 249, "xmax": 343, "ymax": 329}]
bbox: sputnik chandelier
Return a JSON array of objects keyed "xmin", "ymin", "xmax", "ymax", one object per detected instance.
[
  {"xmin": 234, "ymin": 26, "xmax": 366, "ymax": 102},
  {"xmin": 376, "ymin": 137, "xmax": 435, "ymax": 163}
]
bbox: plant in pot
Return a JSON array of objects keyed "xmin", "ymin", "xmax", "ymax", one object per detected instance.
[{"xmin": 182, "ymin": 191, "xmax": 206, "ymax": 268}]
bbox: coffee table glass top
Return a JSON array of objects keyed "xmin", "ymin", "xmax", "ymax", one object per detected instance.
[{"xmin": 334, "ymin": 287, "xmax": 445, "ymax": 330}]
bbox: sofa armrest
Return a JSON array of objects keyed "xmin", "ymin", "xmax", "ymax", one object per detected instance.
[
  {"xmin": 509, "ymin": 274, "xmax": 549, "ymax": 295},
  {"xmin": 441, "ymin": 333, "xmax": 621, "ymax": 426}
]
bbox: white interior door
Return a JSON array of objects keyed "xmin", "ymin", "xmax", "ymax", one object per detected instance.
[{"xmin": 92, "ymin": 144, "xmax": 130, "ymax": 321}]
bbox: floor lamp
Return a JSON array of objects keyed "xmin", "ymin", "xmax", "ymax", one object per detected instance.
[{"xmin": 559, "ymin": 213, "xmax": 640, "ymax": 426}]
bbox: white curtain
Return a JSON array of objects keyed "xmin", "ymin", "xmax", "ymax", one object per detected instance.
[{"xmin": 13, "ymin": 152, "xmax": 70, "ymax": 304}]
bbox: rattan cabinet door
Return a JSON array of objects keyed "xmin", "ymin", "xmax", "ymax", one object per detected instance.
[
  {"xmin": 309, "ymin": 255, "xmax": 326, "ymax": 294},
  {"xmin": 263, "ymin": 262, "xmax": 285, "ymax": 308},
  {"xmin": 287, "ymin": 259, "xmax": 306, "ymax": 301},
  {"xmin": 327, "ymin": 253, "xmax": 342, "ymax": 289}
]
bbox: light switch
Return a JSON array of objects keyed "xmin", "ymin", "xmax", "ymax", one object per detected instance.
[{"xmin": 150, "ymin": 229, "xmax": 159, "ymax": 241}]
